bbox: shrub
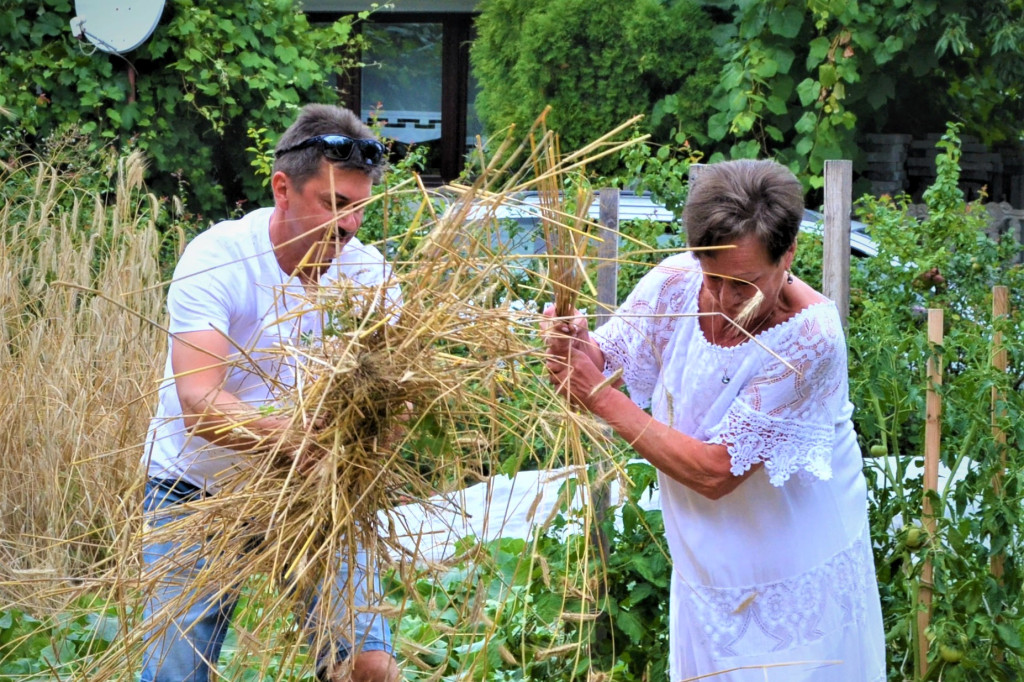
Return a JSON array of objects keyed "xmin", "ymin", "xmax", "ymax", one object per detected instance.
[
  {"xmin": 470, "ymin": 0, "xmax": 718, "ymax": 173},
  {"xmin": 0, "ymin": 0, "xmax": 362, "ymax": 218}
]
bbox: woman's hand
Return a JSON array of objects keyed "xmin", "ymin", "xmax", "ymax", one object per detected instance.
[
  {"xmin": 541, "ymin": 304, "xmax": 592, "ymax": 357},
  {"xmin": 541, "ymin": 305, "xmax": 611, "ymax": 412}
]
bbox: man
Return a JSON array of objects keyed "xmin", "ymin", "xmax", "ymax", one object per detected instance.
[{"xmin": 141, "ymin": 104, "xmax": 400, "ymax": 682}]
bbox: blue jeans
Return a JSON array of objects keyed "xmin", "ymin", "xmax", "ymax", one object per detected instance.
[{"xmin": 139, "ymin": 478, "xmax": 393, "ymax": 682}]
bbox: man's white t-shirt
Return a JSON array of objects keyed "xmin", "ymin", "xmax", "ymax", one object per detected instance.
[{"xmin": 144, "ymin": 207, "xmax": 398, "ymax": 493}]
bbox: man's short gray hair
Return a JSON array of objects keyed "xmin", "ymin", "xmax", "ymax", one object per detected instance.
[{"xmin": 273, "ymin": 104, "xmax": 385, "ymax": 186}]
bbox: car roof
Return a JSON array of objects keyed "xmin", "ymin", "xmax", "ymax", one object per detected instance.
[
  {"xmin": 471, "ymin": 190, "xmax": 677, "ymax": 224},
  {"xmin": 468, "ymin": 190, "xmax": 878, "ymax": 258}
]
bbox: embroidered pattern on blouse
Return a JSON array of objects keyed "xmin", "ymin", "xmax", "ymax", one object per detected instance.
[
  {"xmin": 685, "ymin": 529, "xmax": 874, "ymax": 659},
  {"xmin": 709, "ymin": 399, "xmax": 833, "ymax": 486},
  {"xmin": 745, "ymin": 312, "xmax": 844, "ymax": 422},
  {"xmin": 596, "ymin": 258, "xmax": 700, "ymax": 409}
]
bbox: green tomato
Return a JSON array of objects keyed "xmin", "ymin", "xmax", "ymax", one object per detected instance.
[
  {"xmin": 869, "ymin": 444, "xmax": 887, "ymax": 457},
  {"xmin": 939, "ymin": 643, "xmax": 964, "ymax": 663},
  {"xmin": 903, "ymin": 526, "xmax": 926, "ymax": 550}
]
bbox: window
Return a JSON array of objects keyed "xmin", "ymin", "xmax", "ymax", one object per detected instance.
[{"xmin": 309, "ymin": 10, "xmax": 481, "ymax": 183}]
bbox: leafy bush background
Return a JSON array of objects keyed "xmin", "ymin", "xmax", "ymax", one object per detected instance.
[
  {"xmin": 0, "ymin": 0, "xmax": 361, "ymax": 218},
  {"xmin": 794, "ymin": 127, "xmax": 1024, "ymax": 680},
  {"xmin": 470, "ymin": 0, "xmax": 719, "ymax": 173},
  {"xmin": 472, "ymin": 1, "xmax": 1024, "ymax": 194}
]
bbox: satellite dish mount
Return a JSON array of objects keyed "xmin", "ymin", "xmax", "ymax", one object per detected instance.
[
  {"xmin": 71, "ymin": 1, "xmax": 166, "ymax": 55},
  {"xmin": 70, "ymin": 1, "xmax": 165, "ymax": 102}
]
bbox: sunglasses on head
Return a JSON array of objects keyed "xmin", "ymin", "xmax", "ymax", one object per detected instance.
[{"xmin": 275, "ymin": 134, "xmax": 388, "ymax": 167}]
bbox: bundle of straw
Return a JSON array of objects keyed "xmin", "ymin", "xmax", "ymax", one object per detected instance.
[
  {"xmin": 86, "ymin": 114, "xmax": 656, "ymax": 681},
  {"xmin": 533, "ymin": 116, "xmax": 592, "ymax": 318}
]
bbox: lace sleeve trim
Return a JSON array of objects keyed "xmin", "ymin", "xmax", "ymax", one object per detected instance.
[
  {"xmin": 600, "ymin": 339, "xmax": 653, "ymax": 409},
  {"xmin": 708, "ymin": 400, "xmax": 833, "ymax": 487}
]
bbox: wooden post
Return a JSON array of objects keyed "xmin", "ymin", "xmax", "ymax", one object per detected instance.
[
  {"xmin": 595, "ymin": 188, "xmax": 620, "ymax": 328},
  {"xmin": 918, "ymin": 308, "xmax": 943, "ymax": 676},
  {"xmin": 822, "ymin": 160, "xmax": 853, "ymax": 327},
  {"xmin": 593, "ymin": 189, "xmax": 619, "ymax": 558},
  {"xmin": 991, "ymin": 286, "xmax": 1009, "ymax": 580}
]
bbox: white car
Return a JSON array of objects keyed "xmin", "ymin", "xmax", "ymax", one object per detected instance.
[{"xmin": 469, "ymin": 190, "xmax": 878, "ymax": 258}]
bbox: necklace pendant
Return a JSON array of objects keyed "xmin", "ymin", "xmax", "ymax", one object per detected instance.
[{"xmin": 721, "ymin": 375, "xmax": 731, "ymax": 385}]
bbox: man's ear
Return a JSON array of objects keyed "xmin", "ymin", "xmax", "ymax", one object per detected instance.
[{"xmin": 271, "ymin": 171, "xmax": 290, "ymax": 209}]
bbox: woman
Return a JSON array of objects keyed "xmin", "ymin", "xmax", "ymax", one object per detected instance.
[{"xmin": 544, "ymin": 160, "xmax": 885, "ymax": 680}]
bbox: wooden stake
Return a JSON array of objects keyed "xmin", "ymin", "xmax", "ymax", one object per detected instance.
[
  {"xmin": 595, "ymin": 188, "xmax": 620, "ymax": 328},
  {"xmin": 592, "ymin": 187, "xmax": 619, "ymax": 557},
  {"xmin": 588, "ymin": 188, "xmax": 620, "ymax": 648},
  {"xmin": 991, "ymin": 285, "xmax": 1009, "ymax": 579},
  {"xmin": 918, "ymin": 308, "xmax": 943, "ymax": 676},
  {"xmin": 822, "ymin": 160, "xmax": 853, "ymax": 328}
]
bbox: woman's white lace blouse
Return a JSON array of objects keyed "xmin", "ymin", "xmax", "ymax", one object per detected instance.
[{"xmin": 591, "ymin": 252, "xmax": 886, "ymax": 681}]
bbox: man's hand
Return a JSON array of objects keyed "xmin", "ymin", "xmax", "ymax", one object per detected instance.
[{"xmin": 275, "ymin": 415, "xmax": 331, "ymax": 474}]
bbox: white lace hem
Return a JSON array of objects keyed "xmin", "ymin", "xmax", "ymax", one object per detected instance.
[
  {"xmin": 684, "ymin": 526, "xmax": 875, "ymax": 659},
  {"xmin": 709, "ymin": 400, "xmax": 833, "ymax": 487}
]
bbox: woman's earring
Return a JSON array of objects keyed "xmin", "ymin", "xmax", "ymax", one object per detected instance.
[{"xmin": 786, "ymin": 271, "xmax": 794, "ymax": 285}]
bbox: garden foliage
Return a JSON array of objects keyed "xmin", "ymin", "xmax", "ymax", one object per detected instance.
[
  {"xmin": 471, "ymin": 1, "xmax": 1024, "ymax": 192},
  {"xmin": 470, "ymin": 0, "xmax": 719, "ymax": 173},
  {"xmin": 0, "ymin": 0, "xmax": 362, "ymax": 218},
  {"xmin": 389, "ymin": 462, "xmax": 669, "ymax": 682},
  {"xmin": 0, "ymin": 134, "xmax": 170, "ymax": 676},
  {"xmin": 689, "ymin": 0, "xmax": 1024, "ymax": 188},
  {"xmin": 796, "ymin": 125, "xmax": 1024, "ymax": 679}
]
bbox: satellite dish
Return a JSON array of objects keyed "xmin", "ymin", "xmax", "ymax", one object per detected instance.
[{"xmin": 71, "ymin": 0, "xmax": 166, "ymax": 54}]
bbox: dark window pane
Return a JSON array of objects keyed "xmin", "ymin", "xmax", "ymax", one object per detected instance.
[{"xmin": 361, "ymin": 22, "xmax": 443, "ymax": 172}]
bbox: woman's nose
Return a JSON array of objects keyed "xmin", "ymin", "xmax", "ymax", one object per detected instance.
[{"xmin": 722, "ymin": 284, "xmax": 749, "ymax": 309}]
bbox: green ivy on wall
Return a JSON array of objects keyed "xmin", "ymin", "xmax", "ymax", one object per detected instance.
[
  {"xmin": 692, "ymin": 0, "xmax": 1024, "ymax": 190},
  {"xmin": 0, "ymin": 0, "xmax": 364, "ymax": 219}
]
